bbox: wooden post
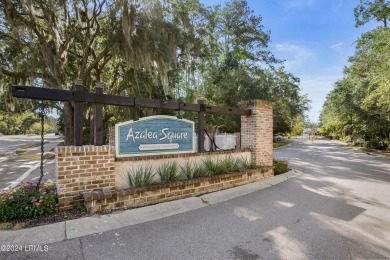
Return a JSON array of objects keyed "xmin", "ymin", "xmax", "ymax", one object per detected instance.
[
  {"xmin": 74, "ymin": 80, "xmax": 84, "ymax": 146},
  {"xmin": 197, "ymin": 99, "xmax": 205, "ymax": 152},
  {"xmin": 94, "ymin": 82, "xmax": 103, "ymax": 146}
]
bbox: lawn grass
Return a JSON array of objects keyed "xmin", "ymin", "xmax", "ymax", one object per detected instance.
[
  {"xmin": 273, "ymin": 141, "xmax": 289, "ymax": 148},
  {"xmin": 349, "ymin": 145, "xmax": 390, "ymax": 158}
]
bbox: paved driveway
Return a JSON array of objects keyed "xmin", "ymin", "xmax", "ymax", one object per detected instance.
[
  {"xmin": 2, "ymin": 137, "xmax": 390, "ymax": 259},
  {"xmin": 0, "ymin": 135, "xmax": 60, "ymax": 190}
]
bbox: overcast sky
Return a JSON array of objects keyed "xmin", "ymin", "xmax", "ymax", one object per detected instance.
[{"xmin": 201, "ymin": 0, "xmax": 376, "ymax": 122}]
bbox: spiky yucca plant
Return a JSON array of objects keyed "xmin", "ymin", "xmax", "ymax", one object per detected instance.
[
  {"xmin": 157, "ymin": 161, "xmax": 181, "ymax": 183},
  {"xmin": 123, "ymin": 165, "xmax": 156, "ymax": 188}
]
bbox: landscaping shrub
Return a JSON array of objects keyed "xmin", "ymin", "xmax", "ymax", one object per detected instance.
[
  {"xmin": 123, "ymin": 165, "xmax": 156, "ymax": 188},
  {"xmin": 203, "ymin": 157, "xmax": 246, "ymax": 176},
  {"xmin": 240, "ymin": 157, "xmax": 257, "ymax": 169},
  {"xmin": 192, "ymin": 162, "xmax": 207, "ymax": 178},
  {"xmin": 0, "ymin": 180, "xmax": 58, "ymax": 222},
  {"xmin": 203, "ymin": 158, "xmax": 225, "ymax": 176},
  {"xmin": 124, "ymin": 157, "xmax": 265, "ymax": 188},
  {"xmin": 364, "ymin": 140, "xmax": 388, "ymax": 150},
  {"xmin": 180, "ymin": 161, "xmax": 204, "ymax": 179},
  {"xmin": 341, "ymin": 135, "xmax": 352, "ymax": 143},
  {"xmin": 273, "ymin": 159, "xmax": 288, "ymax": 175},
  {"xmin": 219, "ymin": 156, "xmax": 241, "ymax": 172},
  {"xmin": 157, "ymin": 161, "xmax": 181, "ymax": 183}
]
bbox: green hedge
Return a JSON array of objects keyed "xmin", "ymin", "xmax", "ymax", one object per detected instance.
[{"xmin": 273, "ymin": 159, "xmax": 288, "ymax": 175}]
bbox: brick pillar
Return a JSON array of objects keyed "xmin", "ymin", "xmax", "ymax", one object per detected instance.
[
  {"xmin": 55, "ymin": 146, "xmax": 115, "ymax": 211},
  {"xmin": 240, "ymin": 100, "xmax": 273, "ymax": 166}
]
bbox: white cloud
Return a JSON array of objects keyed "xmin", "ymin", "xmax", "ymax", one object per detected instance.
[
  {"xmin": 331, "ymin": 42, "xmax": 344, "ymax": 54},
  {"xmin": 286, "ymin": 0, "xmax": 316, "ymax": 9},
  {"xmin": 273, "ymin": 42, "xmax": 315, "ymax": 70}
]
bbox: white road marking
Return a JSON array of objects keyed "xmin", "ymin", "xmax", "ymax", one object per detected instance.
[{"xmin": 4, "ymin": 163, "xmax": 39, "ymax": 190}]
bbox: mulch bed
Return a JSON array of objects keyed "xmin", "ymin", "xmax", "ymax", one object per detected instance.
[{"xmin": 0, "ymin": 209, "xmax": 93, "ymax": 230}]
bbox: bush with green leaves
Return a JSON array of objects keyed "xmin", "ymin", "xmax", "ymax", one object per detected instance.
[
  {"xmin": 203, "ymin": 158, "xmax": 225, "ymax": 176},
  {"xmin": 219, "ymin": 156, "xmax": 242, "ymax": 172},
  {"xmin": 273, "ymin": 159, "xmax": 288, "ymax": 175},
  {"xmin": 123, "ymin": 156, "xmax": 262, "ymax": 186},
  {"xmin": 123, "ymin": 165, "xmax": 156, "ymax": 188},
  {"xmin": 157, "ymin": 161, "xmax": 181, "ymax": 183},
  {"xmin": 180, "ymin": 161, "xmax": 194, "ymax": 179},
  {"xmin": 0, "ymin": 180, "xmax": 58, "ymax": 222},
  {"xmin": 193, "ymin": 162, "xmax": 207, "ymax": 178},
  {"xmin": 239, "ymin": 156, "xmax": 257, "ymax": 169},
  {"xmin": 181, "ymin": 161, "xmax": 208, "ymax": 179}
]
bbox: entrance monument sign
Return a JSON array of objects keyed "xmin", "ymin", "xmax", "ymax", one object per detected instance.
[{"xmin": 115, "ymin": 116, "xmax": 195, "ymax": 157}]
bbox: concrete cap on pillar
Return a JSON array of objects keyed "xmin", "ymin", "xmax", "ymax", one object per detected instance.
[
  {"xmin": 74, "ymin": 79, "xmax": 83, "ymax": 86},
  {"xmin": 95, "ymin": 81, "xmax": 103, "ymax": 89}
]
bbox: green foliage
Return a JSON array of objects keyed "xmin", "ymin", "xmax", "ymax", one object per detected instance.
[
  {"xmin": 180, "ymin": 160, "xmax": 198, "ymax": 179},
  {"xmin": 0, "ymin": 110, "xmax": 58, "ymax": 135},
  {"xmin": 273, "ymin": 141, "xmax": 289, "ymax": 149},
  {"xmin": 273, "ymin": 159, "xmax": 288, "ymax": 175},
  {"xmin": 203, "ymin": 158, "xmax": 226, "ymax": 176},
  {"xmin": 157, "ymin": 162, "xmax": 182, "ymax": 183},
  {"xmin": 0, "ymin": 180, "xmax": 57, "ymax": 222},
  {"xmin": 354, "ymin": 0, "xmax": 390, "ymax": 28},
  {"xmin": 321, "ymin": 0, "xmax": 390, "ymax": 145},
  {"xmin": 192, "ymin": 162, "xmax": 208, "ymax": 178},
  {"xmin": 0, "ymin": 112, "xmax": 34, "ymax": 135},
  {"xmin": 320, "ymin": 27, "xmax": 390, "ymax": 148},
  {"xmin": 1, "ymin": 0, "xmax": 310, "ymax": 143},
  {"xmin": 181, "ymin": 156, "xmax": 254, "ymax": 179},
  {"xmin": 124, "ymin": 156, "xmax": 260, "ymax": 186},
  {"xmin": 290, "ymin": 116, "xmax": 305, "ymax": 136},
  {"xmin": 123, "ymin": 166, "xmax": 156, "ymax": 188},
  {"xmin": 239, "ymin": 156, "xmax": 257, "ymax": 169},
  {"xmin": 26, "ymin": 122, "xmax": 53, "ymax": 135},
  {"xmin": 180, "ymin": 161, "xmax": 192, "ymax": 179},
  {"xmin": 364, "ymin": 139, "xmax": 388, "ymax": 150},
  {"xmin": 219, "ymin": 156, "xmax": 242, "ymax": 172},
  {"xmin": 203, "ymin": 156, "xmax": 251, "ymax": 176}
]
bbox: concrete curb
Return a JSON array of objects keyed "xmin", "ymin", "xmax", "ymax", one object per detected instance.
[{"xmin": 0, "ymin": 169, "xmax": 303, "ymax": 246}]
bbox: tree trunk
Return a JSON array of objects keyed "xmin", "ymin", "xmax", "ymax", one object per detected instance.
[
  {"xmin": 64, "ymin": 102, "xmax": 74, "ymax": 145},
  {"xmin": 211, "ymin": 127, "xmax": 218, "ymax": 151},
  {"xmin": 88, "ymin": 106, "xmax": 94, "ymax": 145}
]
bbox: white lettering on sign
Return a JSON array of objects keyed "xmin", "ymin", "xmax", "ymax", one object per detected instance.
[
  {"xmin": 126, "ymin": 127, "xmax": 188, "ymax": 143},
  {"xmin": 126, "ymin": 128, "xmax": 158, "ymax": 142},
  {"xmin": 160, "ymin": 128, "xmax": 188, "ymax": 143}
]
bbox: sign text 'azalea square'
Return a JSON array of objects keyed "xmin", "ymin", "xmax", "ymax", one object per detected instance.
[{"xmin": 115, "ymin": 116, "xmax": 195, "ymax": 157}]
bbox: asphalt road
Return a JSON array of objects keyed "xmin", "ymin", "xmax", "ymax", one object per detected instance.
[
  {"xmin": 0, "ymin": 135, "xmax": 60, "ymax": 190},
  {"xmin": 2, "ymin": 137, "xmax": 390, "ymax": 259}
]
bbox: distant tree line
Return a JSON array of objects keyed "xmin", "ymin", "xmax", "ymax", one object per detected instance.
[
  {"xmin": 320, "ymin": 0, "xmax": 390, "ymax": 150},
  {"xmin": 0, "ymin": 0, "xmax": 310, "ymax": 143}
]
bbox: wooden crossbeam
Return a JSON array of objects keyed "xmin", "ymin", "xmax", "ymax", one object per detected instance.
[
  {"xmin": 11, "ymin": 85, "xmax": 251, "ymax": 116},
  {"xmin": 11, "ymin": 85, "xmax": 251, "ymax": 149}
]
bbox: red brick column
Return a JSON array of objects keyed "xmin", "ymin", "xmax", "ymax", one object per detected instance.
[
  {"xmin": 240, "ymin": 100, "xmax": 273, "ymax": 166},
  {"xmin": 55, "ymin": 146, "xmax": 115, "ymax": 210}
]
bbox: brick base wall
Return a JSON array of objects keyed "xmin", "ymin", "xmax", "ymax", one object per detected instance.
[
  {"xmin": 55, "ymin": 99, "xmax": 274, "ymax": 211},
  {"xmin": 55, "ymin": 146, "xmax": 115, "ymax": 211},
  {"xmin": 83, "ymin": 167, "xmax": 273, "ymax": 213}
]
